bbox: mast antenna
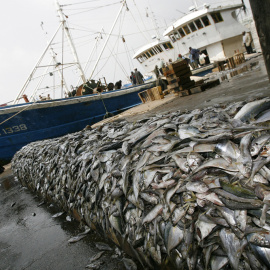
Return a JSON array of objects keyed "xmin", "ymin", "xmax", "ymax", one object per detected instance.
[{"xmin": 55, "ymin": 0, "xmax": 86, "ymax": 83}]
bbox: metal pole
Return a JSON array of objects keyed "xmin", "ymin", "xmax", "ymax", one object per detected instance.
[
  {"xmin": 88, "ymin": 0, "xmax": 127, "ymax": 80},
  {"xmin": 55, "ymin": 0, "xmax": 87, "ymax": 83},
  {"xmin": 13, "ymin": 23, "xmax": 62, "ymax": 104}
]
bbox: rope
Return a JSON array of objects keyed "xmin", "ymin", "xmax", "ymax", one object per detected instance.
[
  {"xmin": 0, "ymin": 101, "xmax": 37, "ymax": 126},
  {"xmin": 98, "ymin": 93, "xmax": 113, "ymax": 119}
]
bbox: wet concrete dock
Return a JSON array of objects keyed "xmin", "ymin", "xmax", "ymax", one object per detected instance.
[
  {"xmin": 0, "ymin": 165, "xmax": 125, "ymax": 270},
  {"xmin": 1, "ymin": 53, "xmax": 269, "ymax": 270}
]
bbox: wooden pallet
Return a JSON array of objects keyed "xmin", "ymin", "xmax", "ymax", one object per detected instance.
[
  {"xmin": 173, "ymin": 89, "xmax": 190, "ymax": 97},
  {"xmin": 138, "ymin": 86, "xmax": 164, "ymax": 103},
  {"xmin": 138, "ymin": 90, "xmax": 154, "ymax": 103},
  {"xmin": 233, "ymin": 53, "xmax": 245, "ymax": 65},
  {"xmin": 163, "ymin": 62, "xmax": 191, "ymax": 77},
  {"xmin": 167, "ymin": 76, "xmax": 191, "ymax": 85},
  {"xmin": 150, "ymin": 86, "xmax": 164, "ymax": 100}
]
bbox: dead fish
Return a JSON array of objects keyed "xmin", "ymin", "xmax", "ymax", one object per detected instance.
[
  {"xmin": 95, "ymin": 242, "xmax": 113, "ymax": 251},
  {"xmin": 85, "ymin": 261, "xmax": 104, "ymax": 269},
  {"xmin": 171, "ymin": 154, "xmax": 190, "ymax": 173},
  {"xmin": 219, "ymin": 228, "xmax": 242, "ymax": 269},
  {"xmin": 178, "ymin": 124, "xmax": 200, "ymax": 139},
  {"xmin": 186, "ymin": 181, "xmax": 209, "ymax": 193},
  {"xmin": 142, "ymin": 204, "xmax": 163, "ymax": 224},
  {"xmin": 192, "ymin": 158, "xmax": 239, "ymax": 175},
  {"xmin": 250, "ymin": 134, "xmax": 270, "ymax": 156},
  {"xmin": 122, "ymin": 258, "xmax": 137, "ymax": 270},
  {"xmin": 52, "ymin": 211, "xmax": 65, "ymax": 218},
  {"xmin": 164, "ymin": 222, "xmax": 184, "ymax": 254},
  {"xmin": 234, "ymin": 98, "xmax": 270, "ymax": 123},
  {"xmin": 151, "ymin": 179, "xmax": 175, "ymax": 190},
  {"xmin": 88, "ymin": 251, "xmax": 105, "ymax": 263},
  {"xmin": 215, "ymin": 140, "xmax": 240, "ymax": 163},
  {"xmin": 68, "ymin": 228, "xmax": 91, "ymax": 243}
]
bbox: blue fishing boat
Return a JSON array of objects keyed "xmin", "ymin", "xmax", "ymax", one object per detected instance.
[
  {"xmin": 0, "ymin": 0, "xmax": 159, "ymax": 166},
  {"xmin": 0, "ymin": 81, "xmax": 155, "ymax": 166}
]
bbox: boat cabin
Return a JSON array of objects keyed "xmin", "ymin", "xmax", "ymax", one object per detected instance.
[{"xmin": 133, "ymin": 3, "xmax": 248, "ymax": 75}]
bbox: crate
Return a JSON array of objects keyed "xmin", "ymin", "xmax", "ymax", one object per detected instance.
[
  {"xmin": 138, "ymin": 90, "xmax": 154, "ymax": 103},
  {"xmin": 179, "ymin": 80, "xmax": 195, "ymax": 91},
  {"xmin": 150, "ymin": 86, "xmax": 164, "ymax": 100},
  {"xmin": 138, "ymin": 87, "xmax": 164, "ymax": 103},
  {"xmin": 163, "ymin": 64, "xmax": 191, "ymax": 77},
  {"xmin": 233, "ymin": 53, "xmax": 245, "ymax": 65},
  {"xmin": 167, "ymin": 76, "xmax": 191, "ymax": 85},
  {"xmin": 174, "ymin": 89, "xmax": 190, "ymax": 97}
]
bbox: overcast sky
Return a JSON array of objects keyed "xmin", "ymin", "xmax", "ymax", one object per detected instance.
[{"xmin": 0, "ymin": 0, "xmax": 251, "ymax": 104}]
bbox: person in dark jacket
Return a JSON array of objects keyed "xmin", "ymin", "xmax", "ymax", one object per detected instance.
[
  {"xmin": 134, "ymin": 68, "xmax": 144, "ymax": 85},
  {"xmin": 115, "ymin": 80, "xmax": 122, "ymax": 89},
  {"xmin": 189, "ymin": 47, "xmax": 200, "ymax": 68}
]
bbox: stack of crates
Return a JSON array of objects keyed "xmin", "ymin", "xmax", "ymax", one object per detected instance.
[{"xmin": 162, "ymin": 60, "xmax": 195, "ymax": 96}]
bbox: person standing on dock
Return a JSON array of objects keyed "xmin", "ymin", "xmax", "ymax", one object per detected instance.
[
  {"xmin": 154, "ymin": 65, "xmax": 160, "ymax": 79},
  {"xmin": 134, "ymin": 68, "xmax": 144, "ymax": 85},
  {"xmin": 159, "ymin": 59, "xmax": 165, "ymax": 75},
  {"xmin": 189, "ymin": 47, "xmax": 200, "ymax": 68},
  {"xmin": 242, "ymin": 31, "xmax": 253, "ymax": 54},
  {"xmin": 189, "ymin": 53, "xmax": 195, "ymax": 69}
]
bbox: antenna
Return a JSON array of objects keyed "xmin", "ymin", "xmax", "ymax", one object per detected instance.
[{"xmin": 193, "ymin": 0, "xmax": 198, "ymax": 8}]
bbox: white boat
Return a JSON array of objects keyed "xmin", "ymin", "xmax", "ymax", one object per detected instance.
[{"xmin": 133, "ymin": 1, "xmax": 250, "ymax": 77}]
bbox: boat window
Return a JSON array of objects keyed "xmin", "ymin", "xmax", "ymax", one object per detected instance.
[
  {"xmin": 211, "ymin": 12, "xmax": 224, "ymax": 23},
  {"xmin": 155, "ymin": 45, "xmax": 163, "ymax": 53},
  {"xmin": 137, "ymin": 57, "xmax": 143, "ymax": 63},
  {"xmin": 163, "ymin": 42, "xmax": 173, "ymax": 50},
  {"xmin": 149, "ymin": 49, "xmax": 155, "ymax": 56},
  {"xmin": 189, "ymin": 22, "xmax": 197, "ymax": 32},
  {"xmin": 194, "ymin": 19, "xmax": 204, "ymax": 29},
  {"xmin": 174, "ymin": 32, "xmax": 181, "ymax": 40},
  {"xmin": 170, "ymin": 34, "xmax": 176, "ymax": 43},
  {"xmin": 143, "ymin": 53, "xmax": 149, "ymax": 59},
  {"xmin": 201, "ymin": 16, "xmax": 211, "ymax": 27},
  {"xmin": 167, "ymin": 42, "xmax": 173, "ymax": 49},
  {"xmin": 145, "ymin": 51, "xmax": 151, "ymax": 58},
  {"xmin": 178, "ymin": 28, "xmax": 186, "ymax": 37},
  {"xmin": 183, "ymin": 25, "xmax": 191, "ymax": 35}
]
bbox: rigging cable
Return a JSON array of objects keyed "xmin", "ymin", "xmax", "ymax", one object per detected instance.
[
  {"xmin": 64, "ymin": 2, "xmax": 120, "ymax": 16},
  {"xmin": 132, "ymin": 0, "xmax": 152, "ymax": 43},
  {"xmin": 128, "ymin": 5, "xmax": 151, "ymax": 44}
]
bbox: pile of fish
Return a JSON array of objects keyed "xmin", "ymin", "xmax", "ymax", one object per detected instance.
[{"xmin": 12, "ymin": 97, "xmax": 270, "ymax": 269}]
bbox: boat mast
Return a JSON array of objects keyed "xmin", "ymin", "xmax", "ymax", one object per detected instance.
[
  {"xmin": 55, "ymin": 0, "xmax": 86, "ymax": 84},
  {"xmin": 88, "ymin": 0, "xmax": 127, "ymax": 80}
]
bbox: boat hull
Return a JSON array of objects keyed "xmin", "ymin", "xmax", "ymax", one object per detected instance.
[{"xmin": 0, "ymin": 82, "xmax": 155, "ymax": 165}]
